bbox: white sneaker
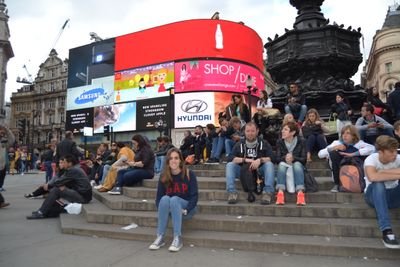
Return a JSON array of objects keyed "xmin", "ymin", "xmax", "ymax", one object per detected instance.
[
  {"xmin": 168, "ymin": 236, "xmax": 183, "ymax": 252},
  {"xmin": 149, "ymin": 235, "xmax": 165, "ymax": 250},
  {"xmin": 93, "ymin": 185, "xmax": 102, "ymax": 190},
  {"xmin": 90, "ymin": 180, "xmax": 96, "ymax": 187}
]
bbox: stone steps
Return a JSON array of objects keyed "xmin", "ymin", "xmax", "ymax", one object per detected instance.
[
  {"xmin": 59, "ymin": 162, "xmax": 400, "ymax": 259},
  {"xmin": 92, "ymin": 191, "xmax": 400, "ymax": 219},
  {"xmin": 191, "ymin": 168, "xmax": 332, "ymax": 178},
  {"xmin": 123, "ymin": 187, "xmax": 365, "ymax": 203},
  {"xmin": 143, "ymin": 176, "xmax": 335, "ymax": 191},
  {"xmin": 61, "ymin": 212, "xmax": 400, "ymax": 260},
  {"xmin": 81, "ymin": 200, "xmax": 400, "ymax": 238}
]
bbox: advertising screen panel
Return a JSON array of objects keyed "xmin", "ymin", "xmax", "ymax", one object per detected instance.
[
  {"xmin": 114, "ymin": 62, "xmax": 173, "ymax": 103},
  {"xmin": 65, "ymin": 108, "xmax": 94, "ymax": 133},
  {"xmin": 174, "ymin": 92, "xmax": 215, "ymax": 128},
  {"xmin": 93, "ymin": 102, "xmax": 136, "ymax": 134},
  {"xmin": 174, "ymin": 60, "xmax": 263, "ymax": 95},
  {"xmin": 66, "ymin": 76, "xmax": 115, "ymax": 110},
  {"xmin": 115, "ymin": 20, "xmax": 264, "ymax": 72},
  {"xmin": 136, "ymin": 97, "xmax": 170, "ymax": 131}
]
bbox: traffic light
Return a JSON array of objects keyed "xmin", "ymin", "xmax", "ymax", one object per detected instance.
[
  {"xmin": 104, "ymin": 125, "xmax": 110, "ymax": 140},
  {"xmin": 18, "ymin": 119, "xmax": 26, "ymax": 136}
]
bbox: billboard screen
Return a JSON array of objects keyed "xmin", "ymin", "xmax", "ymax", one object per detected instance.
[
  {"xmin": 174, "ymin": 60, "xmax": 263, "ymax": 95},
  {"xmin": 66, "ymin": 76, "xmax": 115, "ymax": 110},
  {"xmin": 114, "ymin": 62, "xmax": 173, "ymax": 103},
  {"xmin": 93, "ymin": 102, "xmax": 137, "ymax": 134},
  {"xmin": 67, "ymin": 38, "xmax": 115, "ymax": 88},
  {"xmin": 136, "ymin": 97, "xmax": 170, "ymax": 131},
  {"xmin": 115, "ymin": 20, "xmax": 264, "ymax": 72},
  {"xmin": 174, "ymin": 92, "xmax": 215, "ymax": 128},
  {"xmin": 65, "ymin": 108, "xmax": 94, "ymax": 133}
]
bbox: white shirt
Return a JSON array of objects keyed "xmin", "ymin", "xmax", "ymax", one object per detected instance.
[
  {"xmin": 363, "ymin": 153, "xmax": 400, "ymax": 192},
  {"xmin": 318, "ymin": 140, "xmax": 376, "ymax": 159}
]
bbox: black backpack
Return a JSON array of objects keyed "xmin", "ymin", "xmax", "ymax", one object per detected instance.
[{"xmin": 304, "ymin": 168, "xmax": 318, "ymax": 193}]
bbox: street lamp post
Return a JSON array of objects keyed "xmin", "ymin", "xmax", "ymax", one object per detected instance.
[{"xmin": 245, "ymin": 75, "xmax": 254, "ymax": 119}]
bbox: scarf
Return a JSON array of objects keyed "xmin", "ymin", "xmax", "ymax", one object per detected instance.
[{"xmin": 284, "ymin": 136, "xmax": 298, "ymax": 153}]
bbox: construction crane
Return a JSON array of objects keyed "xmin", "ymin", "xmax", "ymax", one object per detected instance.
[
  {"xmin": 16, "ymin": 64, "xmax": 33, "ymax": 84},
  {"xmin": 16, "ymin": 19, "xmax": 70, "ymax": 84},
  {"xmin": 50, "ymin": 19, "xmax": 70, "ymax": 53}
]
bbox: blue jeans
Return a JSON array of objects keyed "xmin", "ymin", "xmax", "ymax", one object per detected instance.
[
  {"xmin": 364, "ymin": 182, "xmax": 400, "ymax": 231},
  {"xmin": 211, "ymin": 136, "xmax": 225, "ymax": 160},
  {"xmin": 226, "ymin": 161, "xmax": 275, "ymax": 193},
  {"xmin": 115, "ymin": 168, "xmax": 153, "ymax": 187},
  {"xmin": 359, "ymin": 128, "xmax": 394, "ymax": 145},
  {"xmin": 100, "ymin": 165, "xmax": 111, "ymax": 184},
  {"xmin": 276, "ymin": 161, "xmax": 305, "ymax": 192},
  {"xmin": 225, "ymin": 139, "xmax": 236, "ymax": 157},
  {"xmin": 44, "ymin": 161, "xmax": 53, "ymax": 183},
  {"xmin": 306, "ymin": 134, "xmax": 327, "ymax": 153},
  {"xmin": 157, "ymin": 195, "xmax": 196, "ymax": 237},
  {"xmin": 154, "ymin": 155, "xmax": 165, "ymax": 174},
  {"xmin": 285, "ymin": 104, "xmax": 307, "ymax": 122}
]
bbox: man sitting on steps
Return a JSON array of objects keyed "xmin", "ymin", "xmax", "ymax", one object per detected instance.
[
  {"xmin": 225, "ymin": 122, "xmax": 275, "ymax": 205},
  {"xmin": 364, "ymin": 135, "xmax": 400, "ymax": 249}
]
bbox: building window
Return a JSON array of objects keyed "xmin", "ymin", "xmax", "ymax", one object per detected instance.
[
  {"xmin": 61, "ymin": 79, "xmax": 66, "ymax": 90},
  {"xmin": 51, "ymin": 68, "xmax": 56, "ymax": 77},
  {"xmin": 60, "ymin": 96, "xmax": 65, "ymax": 107},
  {"xmin": 385, "ymin": 62, "xmax": 392, "ymax": 73},
  {"xmin": 61, "ymin": 113, "xmax": 65, "ymax": 123},
  {"xmin": 50, "ymin": 82, "xmax": 55, "ymax": 92}
]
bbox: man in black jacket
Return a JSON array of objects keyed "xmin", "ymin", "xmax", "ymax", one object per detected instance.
[
  {"xmin": 55, "ymin": 131, "xmax": 81, "ymax": 163},
  {"xmin": 388, "ymin": 82, "xmax": 400, "ymax": 121},
  {"xmin": 226, "ymin": 122, "xmax": 275, "ymax": 205},
  {"xmin": 27, "ymin": 155, "xmax": 92, "ymax": 219}
]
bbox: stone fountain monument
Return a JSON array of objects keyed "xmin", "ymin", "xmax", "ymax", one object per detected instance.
[{"xmin": 265, "ymin": 0, "xmax": 366, "ymax": 116}]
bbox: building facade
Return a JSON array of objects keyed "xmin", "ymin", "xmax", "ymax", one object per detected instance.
[
  {"xmin": 0, "ymin": 0, "xmax": 14, "ymax": 124},
  {"xmin": 10, "ymin": 49, "xmax": 67, "ymax": 148},
  {"xmin": 362, "ymin": 3, "xmax": 400, "ymax": 101}
]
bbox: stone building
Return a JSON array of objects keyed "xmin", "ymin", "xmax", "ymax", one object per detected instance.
[
  {"xmin": 362, "ymin": 3, "xmax": 400, "ymax": 101},
  {"xmin": 10, "ymin": 49, "xmax": 67, "ymax": 148},
  {"xmin": 0, "ymin": 0, "xmax": 14, "ymax": 124}
]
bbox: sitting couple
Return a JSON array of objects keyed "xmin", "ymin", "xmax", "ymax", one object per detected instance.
[{"xmin": 226, "ymin": 121, "xmax": 307, "ymax": 206}]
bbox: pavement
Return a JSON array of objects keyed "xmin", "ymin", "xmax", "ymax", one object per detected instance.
[{"xmin": 0, "ymin": 172, "xmax": 399, "ymax": 267}]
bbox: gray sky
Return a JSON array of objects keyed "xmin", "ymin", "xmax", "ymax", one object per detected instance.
[{"xmin": 4, "ymin": 0, "xmax": 397, "ymax": 101}]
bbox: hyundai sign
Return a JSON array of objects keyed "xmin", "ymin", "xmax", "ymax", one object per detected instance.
[{"xmin": 174, "ymin": 92, "xmax": 215, "ymax": 128}]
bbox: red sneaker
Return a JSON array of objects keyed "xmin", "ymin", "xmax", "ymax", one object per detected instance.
[
  {"xmin": 296, "ymin": 191, "xmax": 306, "ymax": 206},
  {"xmin": 275, "ymin": 191, "xmax": 285, "ymax": 205}
]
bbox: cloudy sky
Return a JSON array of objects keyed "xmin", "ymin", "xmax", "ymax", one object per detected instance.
[{"xmin": 4, "ymin": 0, "xmax": 397, "ymax": 101}]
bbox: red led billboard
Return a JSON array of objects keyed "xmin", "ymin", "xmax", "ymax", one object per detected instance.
[{"xmin": 115, "ymin": 19, "xmax": 264, "ymax": 72}]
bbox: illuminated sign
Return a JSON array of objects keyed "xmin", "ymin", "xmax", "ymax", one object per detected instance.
[
  {"xmin": 174, "ymin": 92, "xmax": 215, "ymax": 128},
  {"xmin": 114, "ymin": 62, "xmax": 173, "ymax": 103},
  {"xmin": 174, "ymin": 60, "xmax": 263, "ymax": 95},
  {"xmin": 116, "ymin": 20, "xmax": 264, "ymax": 72},
  {"xmin": 136, "ymin": 97, "xmax": 170, "ymax": 131},
  {"xmin": 65, "ymin": 108, "xmax": 94, "ymax": 133},
  {"xmin": 66, "ymin": 76, "xmax": 114, "ymax": 110},
  {"xmin": 93, "ymin": 102, "xmax": 136, "ymax": 133}
]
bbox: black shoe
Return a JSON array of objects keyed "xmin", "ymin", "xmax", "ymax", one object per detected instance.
[
  {"xmin": 26, "ymin": 211, "xmax": 46, "ymax": 220},
  {"xmin": 383, "ymin": 233, "xmax": 400, "ymax": 249},
  {"xmin": 247, "ymin": 192, "xmax": 255, "ymax": 203}
]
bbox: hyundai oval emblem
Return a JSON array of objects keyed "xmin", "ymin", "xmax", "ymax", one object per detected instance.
[{"xmin": 181, "ymin": 100, "xmax": 208, "ymax": 114}]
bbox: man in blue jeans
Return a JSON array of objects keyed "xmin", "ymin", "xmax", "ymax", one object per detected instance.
[
  {"xmin": 364, "ymin": 135, "xmax": 400, "ymax": 249},
  {"xmin": 226, "ymin": 122, "xmax": 275, "ymax": 205}
]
